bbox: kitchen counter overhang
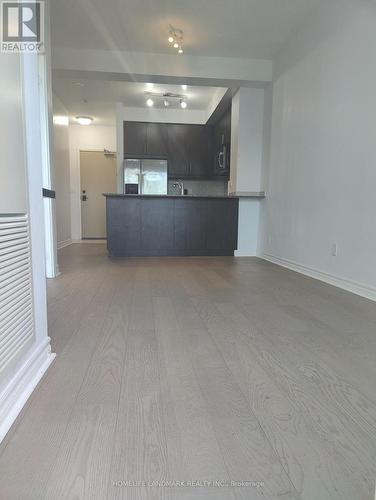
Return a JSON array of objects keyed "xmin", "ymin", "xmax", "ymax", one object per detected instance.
[{"xmin": 103, "ymin": 194, "xmax": 239, "ymax": 257}]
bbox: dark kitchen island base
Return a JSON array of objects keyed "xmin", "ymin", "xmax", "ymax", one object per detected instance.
[{"xmin": 104, "ymin": 194, "xmax": 239, "ymax": 257}]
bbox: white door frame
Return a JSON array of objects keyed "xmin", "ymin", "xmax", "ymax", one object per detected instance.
[{"xmin": 38, "ymin": 54, "xmax": 59, "ymax": 277}]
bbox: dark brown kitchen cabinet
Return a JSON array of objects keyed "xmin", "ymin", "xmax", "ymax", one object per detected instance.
[
  {"xmin": 167, "ymin": 124, "xmax": 212, "ymax": 178},
  {"xmin": 124, "ymin": 122, "xmax": 168, "ymax": 157},
  {"xmin": 123, "ymin": 119, "xmax": 230, "ymax": 179},
  {"xmin": 186, "ymin": 125, "xmax": 212, "ymax": 177},
  {"xmin": 105, "ymin": 195, "xmax": 239, "ymax": 257},
  {"xmin": 166, "ymin": 124, "xmax": 190, "ymax": 177},
  {"xmin": 146, "ymin": 123, "xmax": 168, "ymax": 156},
  {"xmin": 173, "ymin": 199, "xmax": 208, "ymax": 251},
  {"xmin": 123, "ymin": 121, "xmax": 147, "ymax": 156}
]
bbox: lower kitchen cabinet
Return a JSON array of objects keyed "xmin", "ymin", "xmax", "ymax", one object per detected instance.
[
  {"xmin": 173, "ymin": 200, "xmax": 208, "ymax": 251},
  {"xmin": 141, "ymin": 199, "xmax": 174, "ymax": 251},
  {"xmin": 105, "ymin": 194, "xmax": 239, "ymax": 257}
]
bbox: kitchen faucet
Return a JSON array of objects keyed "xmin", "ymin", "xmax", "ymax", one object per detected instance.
[{"xmin": 173, "ymin": 180, "xmax": 184, "ymax": 195}]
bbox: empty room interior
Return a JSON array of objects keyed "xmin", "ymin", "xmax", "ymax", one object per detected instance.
[{"xmin": 1, "ymin": 0, "xmax": 376, "ymax": 499}]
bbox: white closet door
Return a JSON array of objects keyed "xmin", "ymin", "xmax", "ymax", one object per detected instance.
[
  {"xmin": 0, "ymin": 53, "xmax": 35, "ymax": 381},
  {"xmin": 0, "ymin": 215, "xmax": 34, "ymax": 378}
]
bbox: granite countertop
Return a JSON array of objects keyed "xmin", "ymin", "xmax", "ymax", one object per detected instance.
[{"xmin": 103, "ymin": 192, "xmax": 265, "ymax": 200}]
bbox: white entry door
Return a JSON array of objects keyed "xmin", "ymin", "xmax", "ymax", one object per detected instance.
[{"xmin": 80, "ymin": 151, "xmax": 117, "ymax": 239}]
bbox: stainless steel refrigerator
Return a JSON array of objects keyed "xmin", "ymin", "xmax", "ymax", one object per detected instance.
[{"xmin": 124, "ymin": 159, "xmax": 168, "ymax": 195}]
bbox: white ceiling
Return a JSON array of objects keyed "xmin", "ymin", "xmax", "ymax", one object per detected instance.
[
  {"xmin": 51, "ymin": 0, "xmax": 324, "ymax": 59},
  {"xmin": 52, "ymin": 77, "xmax": 226, "ymax": 125}
]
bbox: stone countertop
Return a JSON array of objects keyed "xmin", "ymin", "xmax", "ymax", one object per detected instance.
[{"xmin": 103, "ymin": 192, "xmax": 265, "ymax": 200}]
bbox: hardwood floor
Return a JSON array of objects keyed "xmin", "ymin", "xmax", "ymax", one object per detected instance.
[{"xmin": 0, "ymin": 243, "xmax": 375, "ymax": 499}]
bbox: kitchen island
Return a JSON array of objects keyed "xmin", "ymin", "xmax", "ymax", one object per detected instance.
[{"xmin": 104, "ymin": 194, "xmax": 239, "ymax": 257}]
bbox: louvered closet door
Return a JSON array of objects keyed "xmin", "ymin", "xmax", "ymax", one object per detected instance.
[{"xmin": 0, "ymin": 215, "xmax": 34, "ymax": 377}]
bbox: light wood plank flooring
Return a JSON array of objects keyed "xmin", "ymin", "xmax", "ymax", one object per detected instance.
[{"xmin": 0, "ymin": 243, "xmax": 375, "ymax": 499}]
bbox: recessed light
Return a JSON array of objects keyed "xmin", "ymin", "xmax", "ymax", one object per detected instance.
[
  {"xmin": 146, "ymin": 98, "xmax": 154, "ymax": 107},
  {"xmin": 53, "ymin": 115, "xmax": 69, "ymax": 126},
  {"xmin": 76, "ymin": 116, "xmax": 93, "ymax": 125},
  {"xmin": 180, "ymin": 100, "xmax": 187, "ymax": 109},
  {"xmin": 146, "ymin": 83, "xmax": 154, "ymax": 89},
  {"xmin": 164, "ymin": 99, "xmax": 169, "ymax": 107},
  {"xmin": 181, "ymin": 85, "xmax": 187, "ymax": 91}
]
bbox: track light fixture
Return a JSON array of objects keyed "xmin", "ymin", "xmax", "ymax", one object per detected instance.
[
  {"xmin": 145, "ymin": 91, "xmax": 188, "ymax": 109},
  {"xmin": 168, "ymin": 25, "xmax": 184, "ymax": 55}
]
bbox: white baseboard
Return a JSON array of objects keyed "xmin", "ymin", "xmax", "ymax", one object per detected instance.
[
  {"xmin": 262, "ymin": 253, "xmax": 376, "ymax": 302},
  {"xmin": 57, "ymin": 238, "xmax": 72, "ymax": 250},
  {"xmin": 0, "ymin": 338, "xmax": 55, "ymax": 443},
  {"xmin": 72, "ymin": 239, "xmax": 107, "ymax": 244},
  {"xmin": 235, "ymin": 250, "xmax": 257, "ymax": 257}
]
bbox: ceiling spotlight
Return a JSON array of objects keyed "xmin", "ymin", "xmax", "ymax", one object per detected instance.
[
  {"xmin": 164, "ymin": 99, "xmax": 169, "ymax": 107},
  {"xmin": 180, "ymin": 100, "xmax": 187, "ymax": 109},
  {"xmin": 173, "ymin": 42, "xmax": 179, "ymax": 48},
  {"xmin": 76, "ymin": 116, "xmax": 93, "ymax": 125},
  {"xmin": 146, "ymin": 98, "xmax": 154, "ymax": 107},
  {"xmin": 178, "ymin": 47, "xmax": 183, "ymax": 54},
  {"xmin": 181, "ymin": 85, "xmax": 187, "ymax": 90},
  {"xmin": 168, "ymin": 36, "xmax": 174, "ymax": 43}
]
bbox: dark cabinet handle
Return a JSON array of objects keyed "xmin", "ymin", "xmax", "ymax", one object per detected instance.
[{"xmin": 218, "ymin": 151, "xmax": 225, "ymax": 169}]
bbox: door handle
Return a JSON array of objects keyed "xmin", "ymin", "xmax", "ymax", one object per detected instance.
[{"xmin": 81, "ymin": 194, "xmax": 87, "ymax": 201}]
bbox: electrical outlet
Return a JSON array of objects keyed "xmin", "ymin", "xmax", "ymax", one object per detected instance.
[{"xmin": 332, "ymin": 243, "xmax": 338, "ymax": 257}]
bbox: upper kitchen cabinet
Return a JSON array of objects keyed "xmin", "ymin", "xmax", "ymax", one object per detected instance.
[
  {"xmin": 167, "ymin": 124, "xmax": 212, "ymax": 179},
  {"xmin": 146, "ymin": 123, "xmax": 168, "ymax": 156},
  {"xmin": 123, "ymin": 120, "xmax": 229, "ymax": 179},
  {"xmin": 186, "ymin": 125, "xmax": 212, "ymax": 178},
  {"xmin": 167, "ymin": 124, "xmax": 190, "ymax": 178},
  {"xmin": 124, "ymin": 122, "xmax": 168, "ymax": 157},
  {"xmin": 123, "ymin": 121, "xmax": 147, "ymax": 156}
]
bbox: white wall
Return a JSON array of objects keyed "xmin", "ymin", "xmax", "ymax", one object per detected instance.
[
  {"xmin": 52, "ymin": 48, "xmax": 273, "ymax": 87},
  {"xmin": 229, "ymin": 88, "xmax": 265, "ymax": 256},
  {"xmin": 117, "ymin": 106, "xmax": 208, "ymax": 125},
  {"xmin": 229, "ymin": 88, "xmax": 265, "ymax": 195},
  {"xmin": 69, "ymin": 124, "xmax": 116, "ymax": 240},
  {"xmin": 259, "ymin": 0, "xmax": 376, "ymax": 300},
  {"xmin": 235, "ymin": 199, "xmax": 261, "ymax": 257},
  {"xmin": 53, "ymin": 95, "xmax": 71, "ymax": 248}
]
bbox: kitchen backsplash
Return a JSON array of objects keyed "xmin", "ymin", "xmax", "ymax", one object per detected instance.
[{"xmin": 168, "ymin": 179, "xmax": 227, "ymax": 196}]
